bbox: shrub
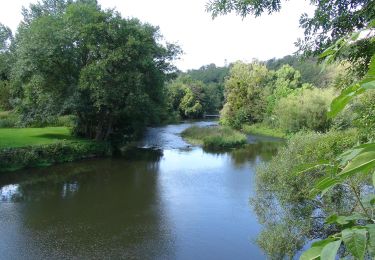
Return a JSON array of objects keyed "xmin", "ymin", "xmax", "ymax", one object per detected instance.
[
  {"xmin": 252, "ymin": 129, "xmax": 359, "ymax": 258},
  {"xmin": 181, "ymin": 125, "xmax": 247, "ymax": 149},
  {"xmin": 0, "ymin": 111, "xmax": 19, "ymax": 128},
  {"xmin": 0, "ymin": 141, "xmax": 110, "ymax": 172},
  {"xmin": 273, "ymin": 88, "xmax": 335, "ymax": 133},
  {"xmin": 242, "ymin": 123, "xmax": 286, "ymax": 138}
]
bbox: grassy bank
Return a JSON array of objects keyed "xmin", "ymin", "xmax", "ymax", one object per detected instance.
[
  {"xmin": 181, "ymin": 126, "xmax": 247, "ymax": 149},
  {"xmin": 0, "ymin": 127, "xmax": 79, "ymax": 148},
  {"xmin": 242, "ymin": 123, "xmax": 287, "ymax": 139},
  {"xmin": 0, "ymin": 127, "xmax": 110, "ymax": 172}
]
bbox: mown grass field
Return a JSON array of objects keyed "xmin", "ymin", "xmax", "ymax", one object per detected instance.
[{"xmin": 0, "ymin": 127, "xmax": 82, "ymax": 148}]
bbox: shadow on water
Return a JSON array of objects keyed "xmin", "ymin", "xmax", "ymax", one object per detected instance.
[{"xmin": 0, "ymin": 148, "xmax": 176, "ymax": 259}]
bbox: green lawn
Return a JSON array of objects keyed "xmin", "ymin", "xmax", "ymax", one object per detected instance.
[{"xmin": 0, "ymin": 127, "xmax": 81, "ymax": 148}]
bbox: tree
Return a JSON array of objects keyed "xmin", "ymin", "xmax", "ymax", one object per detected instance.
[
  {"xmin": 12, "ymin": 1, "xmax": 180, "ymax": 142},
  {"xmin": 0, "ymin": 24, "xmax": 13, "ymax": 110},
  {"xmin": 165, "ymin": 76, "xmax": 208, "ymax": 119},
  {"xmin": 221, "ymin": 61, "xmax": 271, "ymax": 127}
]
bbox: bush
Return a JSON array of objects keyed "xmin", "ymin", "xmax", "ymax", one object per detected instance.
[
  {"xmin": 252, "ymin": 129, "xmax": 359, "ymax": 258},
  {"xmin": 242, "ymin": 123, "xmax": 286, "ymax": 138},
  {"xmin": 273, "ymin": 88, "xmax": 335, "ymax": 133},
  {"xmin": 181, "ymin": 125, "xmax": 247, "ymax": 149},
  {"xmin": 353, "ymin": 89, "xmax": 375, "ymax": 141},
  {"xmin": 0, "ymin": 81, "xmax": 12, "ymax": 110},
  {"xmin": 0, "ymin": 111, "xmax": 19, "ymax": 128},
  {"xmin": 0, "ymin": 141, "xmax": 110, "ymax": 172}
]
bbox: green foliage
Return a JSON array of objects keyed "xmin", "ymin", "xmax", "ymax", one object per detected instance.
[
  {"xmin": 179, "ymin": 88, "xmax": 204, "ymax": 118},
  {"xmin": 265, "ymin": 64, "xmax": 302, "ymax": 116},
  {"xmin": 186, "ymin": 63, "xmax": 229, "ymax": 85},
  {"xmin": 298, "ymin": 21, "xmax": 375, "ymax": 260},
  {"xmin": 252, "ymin": 130, "xmax": 359, "ymax": 258},
  {"xmin": 353, "ymin": 90, "xmax": 375, "ymax": 141},
  {"xmin": 0, "ymin": 81, "xmax": 12, "ymax": 110},
  {"xmin": 11, "ymin": 0, "xmax": 180, "ymax": 143},
  {"xmin": 221, "ymin": 61, "xmax": 270, "ymax": 127},
  {"xmin": 266, "ymin": 55, "xmax": 341, "ymax": 88},
  {"xmin": 166, "ymin": 75, "xmax": 223, "ymax": 119},
  {"xmin": 274, "ymin": 88, "xmax": 335, "ymax": 133},
  {"xmin": 0, "ymin": 111, "xmax": 19, "ymax": 128},
  {"xmin": 0, "ymin": 23, "xmax": 13, "ymax": 110},
  {"xmin": 242, "ymin": 123, "xmax": 286, "ymax": 139},
  {"xmin": 181, "ymin": 125, "xmax": 247, "ymax": 149},
  {"xmin": 0, "ymin": 140, "xmax": 109, "ymax": 172}
]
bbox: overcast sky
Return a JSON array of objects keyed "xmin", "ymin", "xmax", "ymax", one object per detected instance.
[{"xmin": 0, "ymin": 0, "xmax": 314, "ymax": 71}]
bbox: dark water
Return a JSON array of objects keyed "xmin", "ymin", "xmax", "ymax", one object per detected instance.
[{"xmin": 0, "ymin": 121, "xmax": 282, "ymax": 259}]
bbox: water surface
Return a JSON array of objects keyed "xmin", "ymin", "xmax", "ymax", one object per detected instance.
[{"xmin": 0, "ymin": 121, "xmax": 282, "ymax": 259}]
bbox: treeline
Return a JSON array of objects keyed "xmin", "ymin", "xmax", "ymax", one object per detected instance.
[
  {"xmin": 165, "ymin": 56, "xmax": 341, "ymax": 121},
  {"xmin": 0, "ymin": 0, "xmax": 180, "ymax": 144},
  {"xmin": 164, "ymin": 64, "xmax": 228, "ymax": 119},
  {"xmin": 220, "ymin": 60, "xmax": 343, "ymax": 133}
]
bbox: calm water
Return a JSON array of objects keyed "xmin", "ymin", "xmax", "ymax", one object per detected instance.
[{"xmin": 0, "ymin": 121, "xmax": 282, "ymax": 259}]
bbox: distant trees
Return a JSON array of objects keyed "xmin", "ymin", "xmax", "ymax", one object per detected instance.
[
  {"xmin": 166, "ymin": 64, "xmax": 229, "ymax": 120},
  {"xmin": 10, "ymin": 0, "xmax": 180, "ymax": 142},
  {"xmin": 167, "ymin": 76, "xmax": 210, "ymax": 118},
  {"xmin": 266, "ymin": 55, "xmax": 341, "ymax": 88},
  {"xmin": 219, "ymin": 60, "xmax": 337, "ymax": 132}
]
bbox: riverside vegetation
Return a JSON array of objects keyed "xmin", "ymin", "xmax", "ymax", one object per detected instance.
[
  {"xmin": 181, "ymin": 125, "xmax": 247, "ymax": 149},
  {"xmin": 207, "ymin": 0, "xmax": 375, "ymax": 259}
]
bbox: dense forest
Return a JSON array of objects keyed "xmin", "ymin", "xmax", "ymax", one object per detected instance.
[{"xmin": 0, "ymin": 0, "xmax": 375, "ymax": 259}]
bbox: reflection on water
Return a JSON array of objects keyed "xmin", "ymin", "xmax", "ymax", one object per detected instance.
[{"xmin": 0, "ymin": 121, "xmax": 283, "ymax": 259}]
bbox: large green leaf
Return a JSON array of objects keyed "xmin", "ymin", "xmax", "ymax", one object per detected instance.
[
  {"xmin": 328, "ymin": 54, "xmax": 375, "ymax": 118},
  {"xmin": 300, "ymin": 245, "xmax": 322, "ymax": 260},
  {"xmin": 295, "ymin": 160, "xmax": 331, "ymax": 175},
  {"xmin": 321, "ymin": 240, "xmax": 341, "ymax": 260},
  {"xmin": 342, "ymin": 228, "xmax": 367, "ymax": 259},
  {"xmin": 339, "ymin": 150, "xmax": 375, "ymax": 178},
  {"xmin": 359, "ymin": 55, "xmax": 375, "ymax": 89},
  {"xmin": 326, "ymin": 213, "xmax": 369, "ymax": 225},
  {"xmin": 310, "ymin": 176, "xmax": 341, "ymax": 197},
  {"xmin": 328, "ymin": 84, "xmax": 365, "ymax": 118},
  {"xmin": 362, "ymin": 80, "xmax": 375, "ymax": 89}
]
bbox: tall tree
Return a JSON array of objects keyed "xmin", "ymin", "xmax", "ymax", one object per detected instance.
[{"xmin": 12, "ymin": 1, "xmax": 180, "ymax": 142}]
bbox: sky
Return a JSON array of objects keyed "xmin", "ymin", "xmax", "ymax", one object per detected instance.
[{"xmin": 0, "ymin": 0, "xmax": 315, "ymax": 71}]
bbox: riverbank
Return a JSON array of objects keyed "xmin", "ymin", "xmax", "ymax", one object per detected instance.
[
  {"xmin": 181, "ymin": 125, "xmax": 247, "ymax": 149},
  {"xmin": 242, "ymin": 123, "xmax": 287, "ymax": 139},
  {"xmin": 0, "ymin": 127, "xmax": 110, "ymax": 172}
]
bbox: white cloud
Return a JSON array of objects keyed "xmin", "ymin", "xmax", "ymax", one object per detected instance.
[{"xmin": 0, "ymin": 0, "xmax": 315, "ymax": 71}]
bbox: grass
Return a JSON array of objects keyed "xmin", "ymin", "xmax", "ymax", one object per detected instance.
[
  {"xmin": 181, "ymin": 125, "xmax": 247, "ymax": 149},
  {"xmin": 0, "ymin": 127, "xmax": 84, "ymax": 148},
  {"xmin": 242, "ymin": 123, "xmax": 287, "ymax": 139}
]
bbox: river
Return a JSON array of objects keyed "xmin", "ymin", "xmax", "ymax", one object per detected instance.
[{"xmin": 0, "ymin": 121, "xmax": 282, "ymax": 259}]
